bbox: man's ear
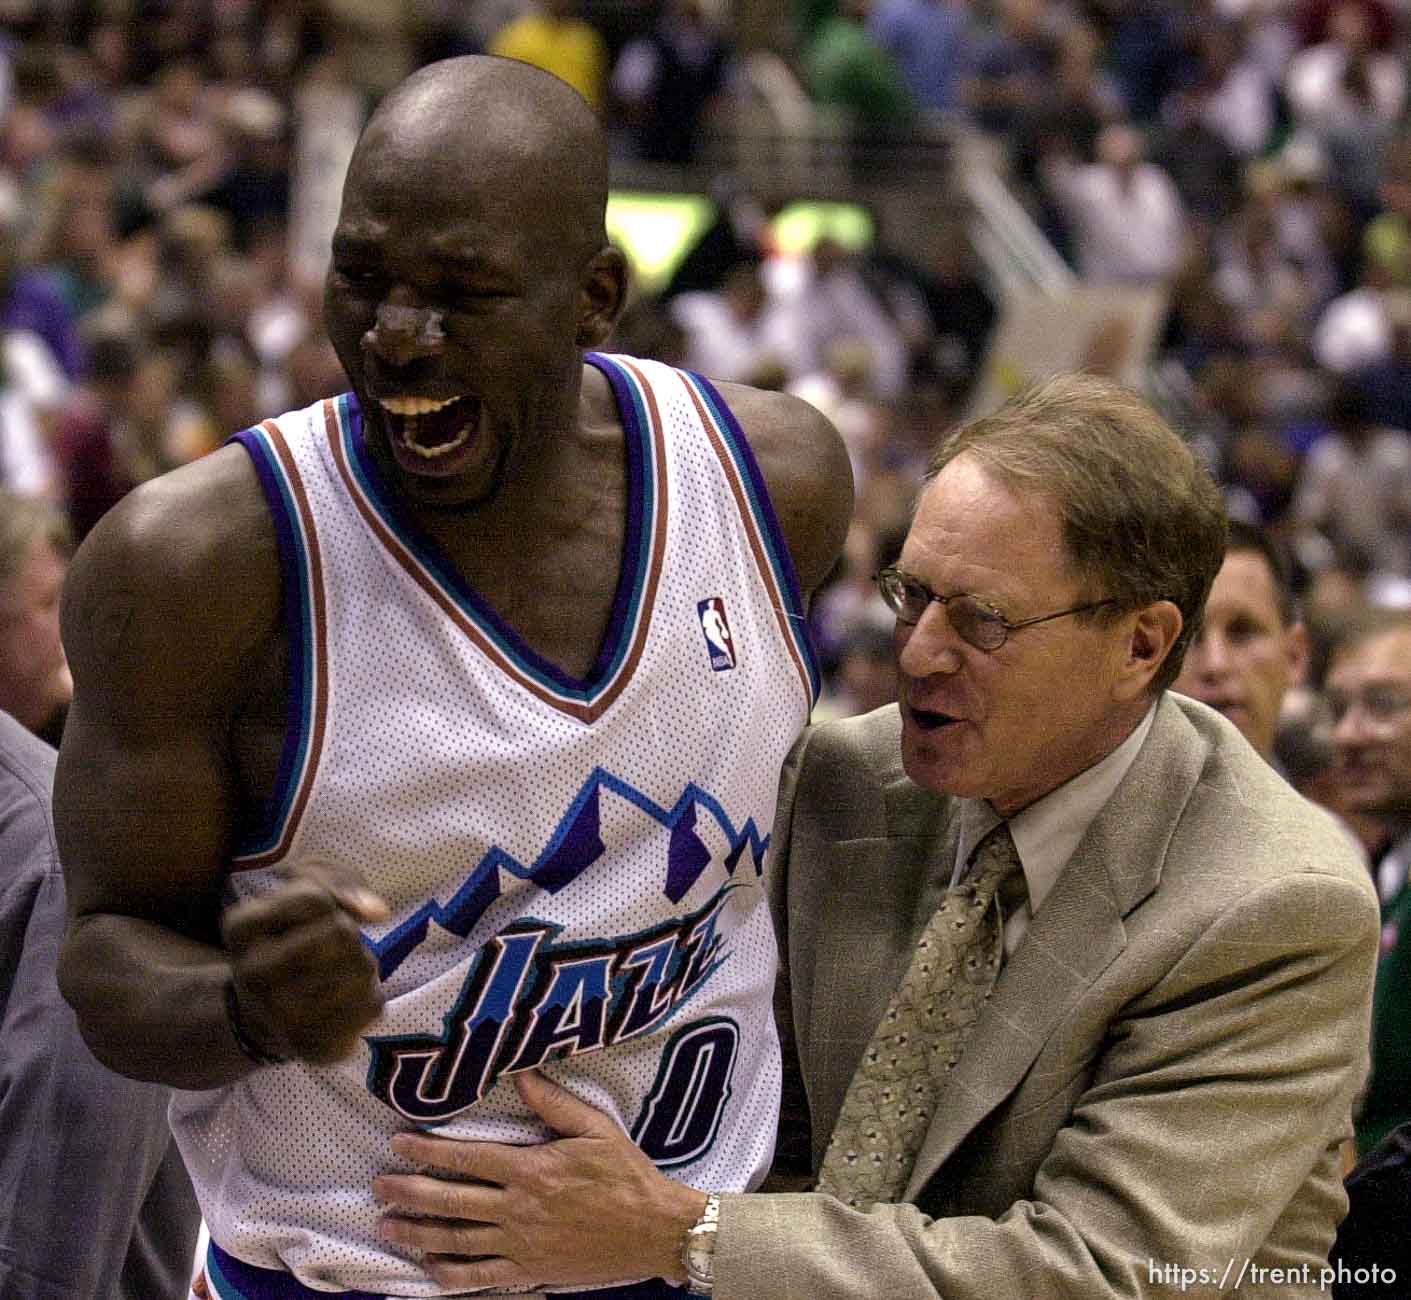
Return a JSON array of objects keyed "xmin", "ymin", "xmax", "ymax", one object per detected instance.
[
  {"xmin": 575, "ymin": 245, "xmax": 630, "ymax": 348},
  {"xmin": 1114, "ymin": 600, "xmax": 1183, "ymax": 701}
]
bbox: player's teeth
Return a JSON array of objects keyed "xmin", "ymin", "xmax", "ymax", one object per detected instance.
[
  {"xmin": 380, "ymin": 395, "xmax": 462, "ymax": 416},
  {"xmin": 404, "ymin": 423, "xmax": 471, "ymax": 458}
]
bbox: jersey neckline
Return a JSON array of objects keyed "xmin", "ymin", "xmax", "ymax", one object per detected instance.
[{"xmin": 326, "ymin": 354, "xmax": 667, "ymax": 724}]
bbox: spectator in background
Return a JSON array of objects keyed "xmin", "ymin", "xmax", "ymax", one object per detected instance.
[
  {"xmin": 241, "ymin": 218, "xmax": 320, "ymax": 414},
  {"xmin": 849, "ymin": 217, "xmax": 940, "ymax": 384},
  {"xmin": 176, "ymin": 88, "xmax": 291, "ymax": 254},
  {"xmin": 0, "ymin": 175, "xmax": 84, "ymax": 380},
  {"xmin": 1173, "ymin": 519, "xmax": 1310, "ymax": 763},
  {"xmin": 314, "ymin": 0, "xmax": 418, "ymax": 95},
  {"xmin": 1151, "ymin": 20, "xmax": 1266, "ymax": 234},
  {"xmin": 167, "ymin": 335, "xmax": 263, "ymax": 466},
  {"xmin": 1098, "ymin": 0, "xmax": 1186, "ymax": 123},
  {"xmin": 789, "ymin": 336, "xmax": 895, "ymax": 493},
  {"xmin": 490, "ymin": 0, "xmax": 610, "ymax": 111},
  {"xmin": 1311, "ymin": 219, "xmax": 1410, "ymax": 375},
  {"xmin": 126, "ymin": 57, "xmax": 223, "ymax": 211},
  {"xmin": 810, "ymin": 515, "xmax": 900, "ymax": 677},
  {"xmin": 1329, "ymin": 1120, "xmax": 1411, "ymax": 1297},
  {"xmin": 25, "ymin": 136, "xmax": 127, "ymax": 323},
  {"xmin": 0, "ymin": 323, "xmax": 70, "ymax": 494},
  {"xmin": 611, "ymin": 0, "xmax": 733, "ymax": 163},
  {"xmin": 53, "ymin": 325, "xmax": 175, "ymax": 542},
  {"xmin": 146, "ymin": 203, "xmax": 234, "ymax": 348},
  {"xmin": 670, "ymin": 257, "xmax": 794, "ymax": 385},
  {"xmin": 1293, "ymin": 380, "xmax": 1411, "ymax": 581},
  {"xmin": 1011, "ymin": 17, "xmax": 1125, "ymax": 252},
  {"xmin": 1040, "ymin": 122, "xmax": 1188, "ymax": 285},
  {"xmin": 140, "ymin": 82, "xmax": 283, "ymax": 236},
  {"xmin": 1285, "ymin": 0, "xmax": 1404, "ymax": 216},
  {"xmin": 663, "ymin": 174, "xmax": 774, "ymax": 301},
  {"xmin": 1362, "ymin": 131, "xmax": 1411, "ymax": 290},
  {"xmin": 0, "ymin": 490, "xmax": 70, "ymax": 746},
  {"xmin": 866, "ymin": 0, "xmax": 972, "ymax": 114},
  {"xmin": 2, "ymin": 40, "xmax": 117, "ymax": 177},
  {"xmin": 1325, "ymin": 613, "xmax": 1411, "ymax": 1155},
  {"xmin": 1164, "ymin": 18, "xmax": 1277, "ymax": 163},
  {"xmin": 906, "ymin": 218, "xmax": 997, "ymax": 404},
  {"xmin": 1036, "ymin": 19, "xmax": 1123, "ymax": 160},
  {"xmin": 1351, "ymin": 289, "xmax": 1411, "ymax": 433},
  {"xmin": 772, "ymin": 234, "xmax": 911, "ymax": 400},
  {"xmin": 962, "ymin": 0, "xmax": 1058, "ymax": 140},
  {"xmin": 802, "ymin": 0, "xmax": 915, "ymax": 134}
]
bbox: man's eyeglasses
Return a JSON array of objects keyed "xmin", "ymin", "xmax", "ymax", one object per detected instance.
[
  {"xmin": 1325, "ymin": 686, "xmax": 1411, "ymax": 728},
  {"xmin": 874, "ymin": 566, "xmax": 1115, "ymax": 653}
]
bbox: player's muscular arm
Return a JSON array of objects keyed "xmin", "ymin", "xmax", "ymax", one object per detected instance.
[
  {"xmin": 54, "ymin": 448, "xmax": 385, "ymax": 1087},
  {"xmin": 719, "ymin": 385, "xmax": 854, "ymax": 601}
]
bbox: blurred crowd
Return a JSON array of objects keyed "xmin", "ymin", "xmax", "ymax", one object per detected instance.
[{"xmin": 5, "ymin": 0, "xmax": 1411, "ymax": 766}]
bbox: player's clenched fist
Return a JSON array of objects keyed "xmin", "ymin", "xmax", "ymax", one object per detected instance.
[{"xmin": 220, "ymin": 858, "xmax": 391, "ymax": 1066}]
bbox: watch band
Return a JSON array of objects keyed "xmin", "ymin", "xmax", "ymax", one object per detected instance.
[{"xmin": 681, "ymin": 1191, "xmax": 721, "ymax": 1296}]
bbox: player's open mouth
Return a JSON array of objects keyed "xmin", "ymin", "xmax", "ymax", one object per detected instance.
[{"xmin": 380, "ymin": 394, "xmax": 481, "ymax": 460}]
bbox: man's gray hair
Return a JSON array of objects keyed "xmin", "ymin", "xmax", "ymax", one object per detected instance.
[{"xmin": 927, "ymin": 373, "xmax": 1228, "ymax": 691}]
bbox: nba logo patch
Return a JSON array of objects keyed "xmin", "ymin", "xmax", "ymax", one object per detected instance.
[{"xmin": 697, "ymin": 597, "xmax": 736, "ymax": 672}]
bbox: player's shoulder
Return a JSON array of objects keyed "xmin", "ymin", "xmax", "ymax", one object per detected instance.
[
  {"xmin": 63, "ymin": 444, "xmax": 281, "ymax": 667},
  {"xmin": 711, "ymin": 380, "xmax": 854, "ymax": 598},
  {"xmin": 75, "ymin": 444, "xmax": 271, "ymax": 586},
  {"xmin": 711, "ymin": 380, "xmax": 844, "ymax": 461}
]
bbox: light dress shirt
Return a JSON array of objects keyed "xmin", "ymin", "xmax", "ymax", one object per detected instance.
[{"xmin": 953, "ymin": 702, "xmax": 1158, "ymax": 957}]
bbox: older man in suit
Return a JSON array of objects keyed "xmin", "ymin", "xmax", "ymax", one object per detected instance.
[{"xmin": 371, "ymin": 374, "xmax": 1379, "ymax": 1300}]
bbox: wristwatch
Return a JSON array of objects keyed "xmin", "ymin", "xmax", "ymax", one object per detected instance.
[{"xmin": 681, "ymin": 1192, "xmax": 721, "ymax": 1296}]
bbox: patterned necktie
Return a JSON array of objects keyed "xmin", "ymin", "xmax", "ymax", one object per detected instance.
[{"xmin": 816, "ymin": 823, "xmax": 1027, "ymax": 1209}]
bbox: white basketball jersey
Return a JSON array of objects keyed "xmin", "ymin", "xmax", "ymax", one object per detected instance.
[{"xmin": 171, "ymin": 354, "xmax": 820, "ymax": 1296}]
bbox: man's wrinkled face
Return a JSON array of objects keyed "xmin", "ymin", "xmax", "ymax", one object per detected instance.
[
  {"xmin": 0, "ymin": 537, "xmax": 71, "ymax": 734},
  {"xmin": 1173, "ymin": 550, "xmax": 1306, "ymax": 759},
  {"xmin": 1328, "ymin": 628, "xmax": 1411, "ymax": 819},
  {"xmin": 894, "ymin": 455, "xmax": 1137, "ymax": 816}
]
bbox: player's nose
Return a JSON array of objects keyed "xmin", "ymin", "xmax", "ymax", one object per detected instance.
[{"xmin": 365, "ymin": 302, "xmax": 446, "ymax": 366}]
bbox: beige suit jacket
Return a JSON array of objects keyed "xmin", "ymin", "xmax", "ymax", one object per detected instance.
[{"xmin": 716, "ymin": 694, "xmax": 1379, "ymax": 1299}]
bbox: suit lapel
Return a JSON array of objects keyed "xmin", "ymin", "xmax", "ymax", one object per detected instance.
[
  {"xmin": 803, "ymin": 778, "xmax": 962, "ymax": 1150},
  {"xmin": 904, "ymin": 696, "xmax": 1209, "ymax": 1194}
]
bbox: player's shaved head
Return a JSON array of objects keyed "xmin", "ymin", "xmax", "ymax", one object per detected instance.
[{"xmin": 352, "ymin": 56, "xmax": 612, "ymax": 265}]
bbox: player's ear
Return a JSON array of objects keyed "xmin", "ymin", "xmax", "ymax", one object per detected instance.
[{"xmin": 575, "ymin": 245, "xmax": 630, "ymax": 349}]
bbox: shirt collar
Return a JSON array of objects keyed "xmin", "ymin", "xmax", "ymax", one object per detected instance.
[{"xmin": 953, "ymin": 702, "xmax": 1159, "ymax": 915}]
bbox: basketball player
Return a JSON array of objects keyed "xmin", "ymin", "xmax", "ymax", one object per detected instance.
[{"xmin": 53, "ymin": 57, "xmax": 851, "ymax": 1299}]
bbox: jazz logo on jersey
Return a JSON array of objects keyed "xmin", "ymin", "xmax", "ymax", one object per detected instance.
[
  {"xmin": 365, "ymin": 886, "xmax": 736, "ymax": 1127},
  {"xmin": 697, "ymin": 597, "xmax": 736, "ymax": 672}
]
